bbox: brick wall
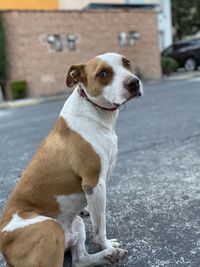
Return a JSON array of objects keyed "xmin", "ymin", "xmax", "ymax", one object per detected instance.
[{"xmin": 2, "ymin": 10, "xmax": 162, "ymax": 99}]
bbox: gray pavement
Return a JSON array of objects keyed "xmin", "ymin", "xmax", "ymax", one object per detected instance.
[{"xmin": 0, "ymin": 78, "xmax": 200, "ymax": 267}]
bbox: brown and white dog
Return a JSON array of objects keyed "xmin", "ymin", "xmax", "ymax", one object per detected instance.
[{"xmin": 0, "ymin": 53, "xmax": 142, "ymax": 267}]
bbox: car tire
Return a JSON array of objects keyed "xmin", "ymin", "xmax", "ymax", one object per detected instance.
[{"xmin": 184, "ymin": 57, "xmax": 198, "ymax": 71}]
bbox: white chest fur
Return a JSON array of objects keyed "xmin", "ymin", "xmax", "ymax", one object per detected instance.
[
  {"xmin": 56, "ymin": 193, "xmax": 87, "ymax": 227},
  {"xmin": 60, "ymin": 87, "xmax": 118, "ymax": 180}
]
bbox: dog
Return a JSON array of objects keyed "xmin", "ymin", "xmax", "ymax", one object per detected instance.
[{"xmin": 0, "ymin": 53, "xmax": 142, "ymax": 267}]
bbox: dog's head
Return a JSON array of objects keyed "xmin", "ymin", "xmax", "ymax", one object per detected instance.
[{"xmin": 66, "ymin": 53, "xmax": 143, "ymax": 109}]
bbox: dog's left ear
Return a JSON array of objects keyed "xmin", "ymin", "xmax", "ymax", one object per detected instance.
[{"xmin": 66, "ymin": 64, "xmax": 85, "ymax": 88}]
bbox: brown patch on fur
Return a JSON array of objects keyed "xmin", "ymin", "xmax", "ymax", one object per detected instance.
[
  {"xmin": 0, "ymin": 219, "xmax": 64, "ymax": 267},
  {"xmin": 0, "ymin": 117, "xmax": 101, "ymax": 220},
  {"xmin": 0, "ymin": 117, "xmax": 101, "ymax": 261},
  {"xmin": 19, "ymin": 211, "xmax": 39, "ymax": 220},
  {"xmin": 66, "ymin": 58, "xmax": 114, "ymax": 97},
  {"xmin": 82, "ymin": 184, "xmax": 94, "ymax": 195},
  {"xmin": 84, "ymin": 58, "xmax": 114, "ymax": 97},
  {"xmin": 66, "ymin": 64, "xmax": 86, "ymax": 87}
]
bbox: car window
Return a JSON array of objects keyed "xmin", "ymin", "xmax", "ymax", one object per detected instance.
[
  {"xmin": 174, "ymin": 43, "xmax": 190, "ymax": 51},
  {"xmin": 191, "ymin": 39, "xmax": 200, "ymax": 44},
  {"xmin": 163, "ymin": 46, "xmax": 174, "ymax": 56}
]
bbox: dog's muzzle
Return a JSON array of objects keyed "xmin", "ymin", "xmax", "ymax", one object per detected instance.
[{"xmin": 123, "ymin": 77, "xmax": 141, "ymax": 97}]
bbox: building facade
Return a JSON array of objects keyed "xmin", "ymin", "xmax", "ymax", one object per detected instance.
[
  {"xmin": 0, "ymin": 0, "xmax": 124, "ymax": 10},
  {"xmin": 1, "ymin": 9, "xmax": 162, "ymax": 99},
  {"xmin": 59, "ymin": 0, "xmax": 124, "ymax": 10},
  {"xmin": 0, "ymin": 1, "xmax": 172, "ymax": 52},
  {"xmin": 126, "ymin": 0, "xmax": 172, "ymax": 50}
]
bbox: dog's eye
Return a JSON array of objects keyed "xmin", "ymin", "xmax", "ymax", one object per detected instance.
[
  {"xmin": 97, "ymin": 71, "xmax": 108, "ymax": 79},
  {"xmin": 125, "ymin": 60, "xmax": 131, "ymax": 68}
]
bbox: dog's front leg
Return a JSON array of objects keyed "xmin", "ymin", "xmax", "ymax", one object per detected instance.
[{"xmin": 83, "ymin": 179, "xmax": 119, "ymax": 250}]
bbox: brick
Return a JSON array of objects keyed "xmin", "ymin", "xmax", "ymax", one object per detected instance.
[{"xmin": 2, "ymin": 9, "xmax": 162, "ymax": 99}]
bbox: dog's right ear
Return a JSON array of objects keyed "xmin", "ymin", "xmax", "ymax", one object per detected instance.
[{"xmin": 66, "ymin": 64, "xmax": 85, "ymax": 88}]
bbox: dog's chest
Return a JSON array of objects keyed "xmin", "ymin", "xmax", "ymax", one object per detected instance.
[
  {"xmin": 64, "ymin": 115, "xmax": 117, "ymax": 178},
  {"xmin": 56, "ymin": 193, "xmax": 87, "ymax": 227},
  {"xmin": 60, "ymin": 90, "xmax": 119, "ymax": 178}
]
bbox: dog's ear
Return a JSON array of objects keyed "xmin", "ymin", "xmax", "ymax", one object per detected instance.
[{"xmin": 66, "ymin": 64, "xmax": 85, "ymax": 88}]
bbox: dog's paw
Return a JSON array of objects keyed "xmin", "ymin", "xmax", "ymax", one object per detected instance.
[
  {"xmin": 80, "ymin": 207, "xmax": 90, "ymax": 216},
  {"xmin": 104, "ymin": 248, "xmax": 128, "ymax": 264},
  {"xmin": 108, "ymin": 239, "xmax": 120, "ymax": 248},
  {"xmin": 93, "ymin": 237, "xmax": 120, "ymax": 249}
]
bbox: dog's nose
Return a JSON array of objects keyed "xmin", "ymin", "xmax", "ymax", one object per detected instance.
[{"xmin": 123, "ymin": 77, "xmax": 140, "ymax": 94}]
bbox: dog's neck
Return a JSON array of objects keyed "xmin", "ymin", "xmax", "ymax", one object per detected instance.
[
  {"xmin": 78, "ymin": 86, "xmax": 118, "ymax": 112},
  {"xmin": 60, "ymin": 86, "xmax": 119, "ymax": 131}
]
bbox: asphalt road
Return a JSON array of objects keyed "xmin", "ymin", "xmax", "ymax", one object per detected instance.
[{"xmin": 0, "ymin": 78, "xmax": 200, "ymax": 267}]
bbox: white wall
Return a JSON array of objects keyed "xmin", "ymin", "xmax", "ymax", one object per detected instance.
[{"xmin": 157, "ymin": 0, "xmax": 172, "ymax": 50}]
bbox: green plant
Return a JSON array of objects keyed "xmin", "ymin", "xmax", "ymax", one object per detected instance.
[
  {"xmin": 161, "ymin": 56, "xmax": 178, "ymax": 75},
  {"xmin": 0, "ymin": 14, "xmax": 6, "ymax": 87},
  {"xmin": 11, "ymin": 80, "xmax": 28, "ymax": 99}
]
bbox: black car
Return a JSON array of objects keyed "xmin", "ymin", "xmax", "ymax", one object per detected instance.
[{"xmin": 162, "ymin": 39, "xmax": 200, "ymax": 71}]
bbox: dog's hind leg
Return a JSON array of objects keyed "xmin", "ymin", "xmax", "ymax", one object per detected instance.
[
  {"xmin": 1, "ymin": 213, "xmax": 65, "ymax": 267},
  {"xmin": 71, "ymin": 216, "xmax": 127, "ymax": 267}
]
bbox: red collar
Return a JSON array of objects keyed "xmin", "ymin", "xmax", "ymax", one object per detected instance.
[{"xmin": 78, "ymin": 86, "xmax": 118, "ymax": 112}]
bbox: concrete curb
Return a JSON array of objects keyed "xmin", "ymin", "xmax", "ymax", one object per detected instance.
[
  {"xmin": 163, "ymin": 70, "xmax": 200, "ymax": 82},
  {"xmin": 0, "ymin": 94, "xmax": 68, "ymax": 110},
  {"xmin": 145, "ymin": 71, "xmax": 200, "ymax": 85}
]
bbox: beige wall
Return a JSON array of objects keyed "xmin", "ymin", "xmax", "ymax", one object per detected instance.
[
  {"xmin": 2, "ymin": 10, "xmax": 162, "ymax": 99},
  {"xmin": 145, "ymin": 0, "xmax": 160, "ymax": 3},
  {"xmin": 59, "ymin": 0, "xmax": 124, "ymax": 10},
  {"xmin": 59, "ymin": 0, "xmax": 162, "ymax": 10}
]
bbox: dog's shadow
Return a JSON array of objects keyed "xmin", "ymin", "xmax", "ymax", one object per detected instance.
[{"xmin": 63, "ymin": 250, "xmax": 72, "ymax": 267}]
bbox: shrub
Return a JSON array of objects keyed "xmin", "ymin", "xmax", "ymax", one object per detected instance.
[
  {"xmin": 0, "ymin": 15, "xmax": 6, "ymax": 87},
  {"xmin": 161, "ymin": 56, "xmax": 179, "ymax": 75},
  {"xmin": 11, "ymin": 80, "xmax": 28, "ymax": 100}
]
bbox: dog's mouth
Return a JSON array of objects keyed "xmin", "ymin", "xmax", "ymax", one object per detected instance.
[{"xmin": 113, "ymin": 91, "xmax": 142, "ymax": 108}]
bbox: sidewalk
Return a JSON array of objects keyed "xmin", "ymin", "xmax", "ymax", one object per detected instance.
[
  {"xmin": 0, "ymin": 94, "xmax": 67, "ymax": 110},
  {"xmin": 163, "ymin": 69, "xmax": 200, "ymax": 82},
  {"xmin": 0, "ymin": 70, "xmax": 199, "ymax": 110}
]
